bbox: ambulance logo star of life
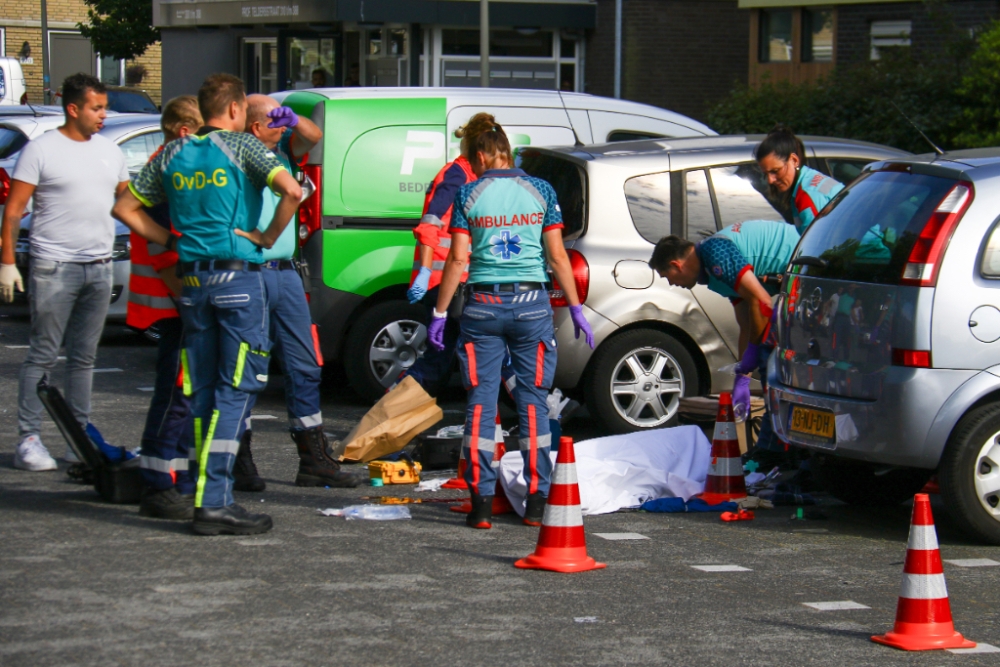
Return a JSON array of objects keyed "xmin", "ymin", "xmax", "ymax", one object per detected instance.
[{"xmin": 490, "ymin": 231, "xmax": 522, "ymax": 260}]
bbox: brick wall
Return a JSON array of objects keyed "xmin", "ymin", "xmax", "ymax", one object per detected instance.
[
  {"xmin": 586, "ymin": 0, "xmax": 750, "ymax": 124},
  {"xmin": 837, "ymin": 0, "xmax": 1000, "ymax": 65},
  {"xmin": 1, "ymin": 0, "xmax": 161, "ymax": 104}
]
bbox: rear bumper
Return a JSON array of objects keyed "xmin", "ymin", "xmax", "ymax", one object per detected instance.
[{"xmin": 767, "ymin": 360, "xmax": 976, "ymax": 469}]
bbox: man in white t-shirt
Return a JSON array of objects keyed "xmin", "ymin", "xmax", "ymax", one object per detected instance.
[{"xmin": 0, "ymin": 73, "xmax": 129, "ymax": 472}]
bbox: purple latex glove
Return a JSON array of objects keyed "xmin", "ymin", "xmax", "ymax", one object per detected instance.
[
  {"xmin": 569, "ymin": 305, "xmax": 594, "ymax": 349},
  {"xmin": 734, "ymin": 342, "xmax": 761, "ymax": 375},
  {"xmin": 733, "ymin": 374, "xmax": 752, "ymax": 419},
  {"xmin": 267, "ymin": 106, "xmax": 299, "ymax": 129},
  {"xmin": 428, "ymin": 314, "xmax": 447, "ymax": 351}
]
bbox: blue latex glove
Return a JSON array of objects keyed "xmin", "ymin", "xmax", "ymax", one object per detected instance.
[
  {"xmin": 427, "ymin": 313, "xmax": 447, "ymax": 351},
  {"xmin": 267, "ymin": 106, "xmax": 299, "ymax": 129},
  {"xmin": 407, "ymin": 267, "xmax": 431, "ymax": 304},
  {"xmin": 734, "ymin": 342, "xmax": 761, "ymax": 375},
  {"xmin": 569, "ymin": 305, "xmax": 594, "ymax": 349},
  {"xmin": 733, "ymin": 373, "xmax": 752, "ymax": 418}
]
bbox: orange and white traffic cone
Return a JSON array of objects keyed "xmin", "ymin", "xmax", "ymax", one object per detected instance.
[
  {"xmin": 515, "ymin": 436, "xmax": 606, "ymax": 573},
  {"xmin": 697, "ymin": 392, "xmax": 748, "ymax": 505},
  {"xmin": 871, "ymin": 493, "xmax": 975, "ymax": 651},
  {"xmin": 441, "ymin": 448, "xmax": 468, "ymax": 490}
]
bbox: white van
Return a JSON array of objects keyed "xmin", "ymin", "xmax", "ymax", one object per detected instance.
[
  {"xmin": 0, "ymin": 58, "xmax": 28, "ymax": 106},
  {"xmin": 275, "ymin": 87, "xmax": 715, "ymax": 399}
]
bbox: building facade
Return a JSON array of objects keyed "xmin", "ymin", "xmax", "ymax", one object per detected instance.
[
  {"xmin": 0, "ymin": 0, "xmax": 162, "ymax": 105},
  {"xmin": 741, "ymin": 0, "xmax": 1000, "ymax": 86},
  {"xmin": 154, "ymin": 0, "xmax": 596, "ymax": 102}
]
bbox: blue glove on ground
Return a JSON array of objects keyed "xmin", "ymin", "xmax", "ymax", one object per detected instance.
[
  {"xmin": 734, "ymin": 342, "xmax": 761, "ymax": 375},
  {"xmin": 428, "ymin": 313, "xmax": 447, "ymax": 351},
  {"xmin": 267, "ymin": 106, "xmax": 299, "ymax": 129},
  {"xmin": 407, "ymin": 267, "xmax": 431, "ymax": 304},
  {"xmin": 733, "ymin": 373, "xmax": 752, "ymax": 418},
  {"xmin": 569, "ymin": 305, "xmax": 594, "ymax": 349}
]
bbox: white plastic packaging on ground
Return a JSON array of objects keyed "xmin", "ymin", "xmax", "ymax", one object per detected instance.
[
  {"xmin": 500, "ymin": 424, "xmax": 712, "ymax": 516},
  {"xmin": 317, "ymin": 505, "xmax": 412, "ymax": 520}
]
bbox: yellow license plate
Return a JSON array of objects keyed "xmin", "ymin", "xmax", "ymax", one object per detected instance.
[{"xmin": 789, "ymin": 406, "xmax": 836, "ymax": 440}]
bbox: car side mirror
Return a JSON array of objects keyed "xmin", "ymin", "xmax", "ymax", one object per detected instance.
[{"xmin": 614, "ymin": 260, "xmax": 654, "ymax": 290}]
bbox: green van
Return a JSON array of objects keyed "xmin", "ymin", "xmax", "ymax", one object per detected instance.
[{"xmin": 279, "ymin": 87, "xmax": 713, "ymax": 400}]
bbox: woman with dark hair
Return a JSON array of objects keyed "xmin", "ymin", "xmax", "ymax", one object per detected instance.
[
  {"xmin": 428, "ymin": 117, "xmax": 593, "ymax": 530},
  {"xmin": 755, "ymin": 125, "xmax": 844, "ymax": 234}
]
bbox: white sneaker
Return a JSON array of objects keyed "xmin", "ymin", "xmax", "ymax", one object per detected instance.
[
  {"xmin": 64, "ymin": 447, "xmax": 80, "ymax": 463},
  {"xmin": 14, "ymin": 435, "xmax": 58, "ymax": 472}
]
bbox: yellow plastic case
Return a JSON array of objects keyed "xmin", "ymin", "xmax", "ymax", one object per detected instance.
[{"xmin": 368, "ymin": 460, "xmax": 422, "ymax": 484}]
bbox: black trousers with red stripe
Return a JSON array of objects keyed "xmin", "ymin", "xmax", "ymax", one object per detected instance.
[{"xmin": 457, "ymin": 289, "xmax": 557, "ymax": 497}]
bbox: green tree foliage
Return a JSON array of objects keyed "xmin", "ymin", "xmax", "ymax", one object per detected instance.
[
  {"xmin": 78, "ymin": 0, "xmax": 159, "ymax": 62},
  {"xmin": 955, "ymin": 20, "xmax": 1000, "ymax": 147}
]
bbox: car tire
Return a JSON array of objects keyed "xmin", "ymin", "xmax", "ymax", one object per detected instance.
[
  {"xmin": 585, "ymin": 329, "xmax": 698, "ymax": 434},
  {"xmin": 344, "ymin": 300, "xmax": 429, "ymax": 403},
  {"xmin": 939, "ymin": 403, "xmax": 1000, "ymax": 545},
  {"xmin": 814, "ymin": 459, "xmax": 930, "ymax": 507}
]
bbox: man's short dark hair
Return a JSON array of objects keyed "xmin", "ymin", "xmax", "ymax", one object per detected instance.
[
  {"xmin": 198, "ymin": 73, "xmax": 246, "ymax": 121},
  {"xmin": 61, "ymin": 73, "xmax": 106, "ymax": 112},
  {"xmin": 648, "ymin": 236, "xmax": 695, "ymax": 272}
]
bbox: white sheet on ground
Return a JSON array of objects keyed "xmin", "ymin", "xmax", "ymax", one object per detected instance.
[{"xmin": 500, "ymin": 425, "xmax": 712, "ymax": 516}]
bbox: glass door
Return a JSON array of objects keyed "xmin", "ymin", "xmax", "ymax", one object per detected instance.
[
  {"xmin": 286, "ymin": 37, "xmax": 336, "ymax": 89},
  {"xmin": 242, "ymin": 38, "xmax": 278, "ymax": 94}
]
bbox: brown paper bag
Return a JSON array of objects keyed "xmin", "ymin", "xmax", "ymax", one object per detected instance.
[{"xmin": 339, "ymin": 376, "xmax": 444, "ymax": 463}]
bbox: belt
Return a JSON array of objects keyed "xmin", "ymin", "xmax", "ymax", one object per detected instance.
[
  {"xmin": 180, "ymin": 260, "xmax": 261, "ymax": 273},
  {"xmin": 262, "ymin": 260, "xmax": 297, "ymax": 270},
  {"xmin": 470, "ymin": 282, "xmax": 546, "ymax": 293},
  {"xmin": 72, "ymin": 258, "xmax": 111, "ymax": 265}
]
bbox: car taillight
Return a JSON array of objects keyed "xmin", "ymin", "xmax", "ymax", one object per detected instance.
[
  {"xmin": 900, "ymin": 183, "xmax": 973, "ymax": 287},
  {"xmin": 0, "ymin": 167, "xmax": 10, "ymax": 205},
  {"xmin": 550, "ymin": 249, "xmax": 589, "ymax": 307},
  {"xmin": 298, "ymin": 164, "xmax": 322, "ymax": 247},
  {"xmin": 892, "ymin": 348, "xmax": 932, "ymax": 368}
]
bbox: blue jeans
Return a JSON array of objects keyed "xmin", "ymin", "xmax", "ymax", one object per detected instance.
[
  {"xmin": 138, "ymin": 317, "xmax": 194, "ymax": 494},
  {"xmin": 253, "ymin": 265, "xmax": 322, "ymax": 430},
  {"xmin": 18, "ymin": 258, "xmax": 112, "ymax": 437},
  {"xmin": 755, "ymin": 342, "xmax": 782, "ymax": 452},
  {"xmin": 178, "ymin": 265, "xmax": 270, "ymax": 508},
  {"xmin": 457, "ymin": 286, "xmax": 557, "ymax": 497}
]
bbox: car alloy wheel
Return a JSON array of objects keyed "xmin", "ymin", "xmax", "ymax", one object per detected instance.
[
  {"xmin": 368, "ymin": 319, "xmax": 427, "ymax": 388},
  {"xmin": 608, "ymin": 346, "xmax": 685, "ymax": 428},
  {"xmin": 973, "ymin": 432, "xmax": 1000, "ymax": 520}
]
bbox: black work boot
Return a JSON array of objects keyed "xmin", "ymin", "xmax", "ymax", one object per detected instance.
[
  {"xmin": 292, "ymin": 427, "xmax": 360, "ymax": 488},
  {"xmin": 192, "ymin": 504, "xmax": 273, "ymax": 536},
  {"xmin": 523, "ymin": 492, "xmax": 547, "ymax": 527},
  {"xmin": 466, "ymin": 492, "xmax": 493, "ymax": 529},
  {"xmin": 233, "ymin": 429, "xmax": 266, "ymax": 492},
  {"xmin": 139, "ymin": 487, "xmax": 195, "ymax": 521}
]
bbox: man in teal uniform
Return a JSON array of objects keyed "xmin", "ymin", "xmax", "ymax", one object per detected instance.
[
  {"xmin": 236, "ymin": 93, "xmax": 358, "ymax": 490},
  {"xmin": 648, "ymin": 219, "xmax": 800, "ymax": 455},
  {"xmin": 113, "ymin": 74, "xmax": 302, "ymax": 535}
]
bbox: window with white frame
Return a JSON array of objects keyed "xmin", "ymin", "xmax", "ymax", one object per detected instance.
[
  {"xmin": 870, "ymin": 20, "xmax": 911, "ymax": 60},
  {"xmin": 97, "ymin": 54, "xmax": 125, "ymax": 86}
]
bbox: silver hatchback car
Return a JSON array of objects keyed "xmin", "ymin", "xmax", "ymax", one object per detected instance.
[
  {"xmin": 518, "ymin": 136, "xmax": 909, "ymax": 434},
  {"xmin": 770, "ymin": 149, "xmax": 1000, "ymax": 544}
]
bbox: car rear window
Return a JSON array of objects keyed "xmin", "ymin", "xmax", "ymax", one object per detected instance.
[
  {"xmin": 0, "ymin": 127, "xmax": 28, "ymax": 159},
  {"xmin": 107, "ymin": 90, "xmax": 158, "ymax": 114},
  {"xmin": 792, "ymin": 169, "xmax": 959, "ymax": 284},
  {"xmin": 519, "ymin": 152, "xmax": 587, "ymax": 239}
]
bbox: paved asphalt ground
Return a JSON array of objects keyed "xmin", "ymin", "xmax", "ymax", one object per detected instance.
[{"xmin": 2, "ymin": 315, "xmax": 1000, "ymax": 667}]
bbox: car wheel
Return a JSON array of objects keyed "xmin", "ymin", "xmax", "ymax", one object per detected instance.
[
  {"xmin": 344, "ymin": 300, "xmax": 428, "ymax": 403},
  {"xmin": 939, "ymin": 403, "xmax": 1000, "ymax": 545},
  {"xmin": 814, "ymin": 459, "xmax": 930, "ymax": 507},
  {"xmin": 586, "ymin": 329, "xmax": 697, "ymax": 434}
]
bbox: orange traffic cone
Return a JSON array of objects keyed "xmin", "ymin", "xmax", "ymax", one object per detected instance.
[
  {"xmin": 697, "ymin": 392, "xmax": 748, "ymax": 505},
  {"xmin": 871, "ymin": 494, "xmax": 975, "ymax": 651},
  {"xmin": 450, "ymin": 428, "xmax": 514, "ymax": 516},
  {"xmin": 515, "ymin": 437, "xmax": 606, "ymax": 573},
  {"xmin": 441, "ymin": 448, "xmax": 468, "ymax": 490}
]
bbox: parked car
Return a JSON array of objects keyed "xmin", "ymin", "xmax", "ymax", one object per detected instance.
[
  {"xmin": 105, "ymin": 86, "xmax": 159, "ymax": 114},
  {"xmin": 279, "ymin": 87, "xmax": 718, "ymax": 401},
  {"xmin": 0, "ymin": 113, "xmax": 163, "ymax": 322},
  {"xmin": 0, "ymin": 57, "xmax": 27, "ymax": 106},
  {"xmin": 770, "ymin": 148, "xmax": 1000, "ymax": 544}
]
